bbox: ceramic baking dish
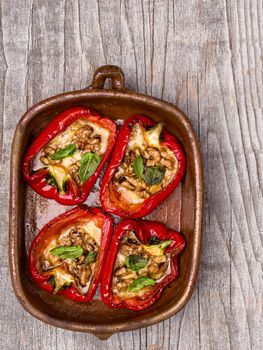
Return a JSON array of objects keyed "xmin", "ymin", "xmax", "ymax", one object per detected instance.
[{"xmin": 9, "ymin": 65, "xmax": 203, "ymax": 339}]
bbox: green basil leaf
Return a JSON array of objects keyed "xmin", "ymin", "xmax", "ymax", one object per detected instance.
[
  {"xmin": 126, "ymin": 254, "xmax": 148, "ymax": 271},
  {"xmin": 133, "ymin": 156, "xmax": 144, "ymax": 179},
  {"xmin": 48, "ymin": 275, "xmax": 55, "ymax": 287},
  {"xmin": 50, "ymin": 245, "xmax": 83, "ymax": 259},
  {"xmin": 79, "ymin": 152, "xmax": 101, "ymax": 184},
  {"xmin": 160, "ymin": 239, "xmax": 172, "ymax": 250},
  {"xmin": 60, "ymin": 283, "xmax": 71, "ymax": 291},
  {"xmin": 84, "ymin": 251, "xmax": 97, "ymax": 265},
  {"xmin": 50, "ymin": 273, "xmax": 74, "ymax": 294},
  {"xmin": 144, "ymin": 166, "xmax": 165, "ymax": 186},
  {"xmin": 148, "ymin": 235, "xmax": 161, "ymax": 245},
  {"xmin": 46, "ymin": 175, "xmax": 58, "ymax": 189},
  {"xmin": 128, "ymin": 276, "xmax": 155, "ymax": 292},
  {"xmin": 50, "ymin": 144, "xmax": 76, "ymax": 160}
]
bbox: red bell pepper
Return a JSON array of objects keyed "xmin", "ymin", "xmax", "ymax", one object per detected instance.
[
  {"xmin": 23, "ymin": 106, "xmax": 117, "ymax": 205},
  {"xmin": 100, "ymin": 115, "xmax": 186, "ymax": 218},
  {"xmin": 100, "ymin": 220, "xmax": 186, "ymax": 311},
  {"xmin": 29, "ymin": 205, "xmax": 113, "ymax": 302}
]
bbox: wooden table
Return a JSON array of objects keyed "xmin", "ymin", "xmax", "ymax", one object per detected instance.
[{"xmin": 1, "ymin": 1, "xmax": 262, "ymax": 349}]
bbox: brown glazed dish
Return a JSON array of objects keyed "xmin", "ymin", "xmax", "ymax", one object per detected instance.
[{"xmin": 9, "ymin": 65, "xmax": 203, "ymax": 339}]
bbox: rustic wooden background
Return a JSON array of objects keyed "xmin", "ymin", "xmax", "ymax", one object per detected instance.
[{"xmin": 1, "ymin": 0, "xmax": 262, "ymax": 349}]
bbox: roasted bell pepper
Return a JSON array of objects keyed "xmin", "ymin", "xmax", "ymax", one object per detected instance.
[
  {"xmin": 23, "ymin": 106, "xmax": 117, "ymax": 205},
  {"xmin": 29, "ymin": 205, "xmax": 113, "ymax": 302},
  {"xmin": 100, "ymin": 220, "xmax": 186, "ymax": 311},
  {"xmin": 100, "ymin": 115, "xmax": 186, "ymax": 218}
]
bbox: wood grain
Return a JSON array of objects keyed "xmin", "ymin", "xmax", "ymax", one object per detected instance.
[{"xmin": 1, "ymin": 0, "xmax": 262, "ymax": 349}]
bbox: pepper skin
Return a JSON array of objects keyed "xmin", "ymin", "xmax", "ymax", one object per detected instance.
[
  {"xmin": 100, "ymin": 115, "xmax": 186, "ymax": 218},
  {"xmin": 100, "ymin": 220, "xmax": 186, "ymax": 311},
  {"xmin": 23, "ymin": 107, "xmax": 117, "ymax": 205},
  {"xmin": 29, "ymin": 205, "xmax": 113, "ymax": 302}
]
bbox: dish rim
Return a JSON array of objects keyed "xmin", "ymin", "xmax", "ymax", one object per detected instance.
[{"xmin": 9, "ymin": 69, "xmax": 203, "ymax": 339}]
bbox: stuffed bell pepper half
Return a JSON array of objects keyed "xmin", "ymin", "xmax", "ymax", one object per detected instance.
[
  {"xmin": 101, "ymin": 220, "xmax": 186, "ymax": 310},
  {"xmin": 23, "ymin": 107, "xmax": 117, "ymax": 205},
  {"xmin": 29, "ymin": 205, "xmax": 113, "ymax": 302},
  {"xmin": 100, "ymin": 115, "xmax": 186, "ymax": 218}
]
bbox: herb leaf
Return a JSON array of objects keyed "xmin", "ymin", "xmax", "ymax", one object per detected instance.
[
  {"xmin": 51, "ymin": 144, "xmax": 76, "ymax": 160},
  {"xmin": 148, "ymin": 235, "xmax": 161, "ymax": 245},
  {"xmin": 160, "ymin": 239, "xmax": 172, "ymax": 250},
  {"xmin": 48, "ymin": 275, "xmax": 55, "ymax": 287},
  {"xmin": 144, "ymin": 166, "xmax": 165, "ymax": 186},
  {"xmin": 134, "ymin": 156, "xmax": 144, "ymax": 179},
  {"xmin": 50, "ymin": 245, "xmax": 83, "ymax": 259},
  {"xmin": 46, "ymin": 175, "xmax": 58, "ymax": 189},
  {"xmin": 60, "ymin": 283, "xmax": 71, "ymax": 291},
  {"xmin": 79, "ymin": 152, "xmax": 101, "ymax": 184},
  {"xmin": 148, "ymin": 236, "xmax": 171, "ymax": 250},
  {"xmin": 126, "ymin": 254, "xmax": 148, "ymax": 271},
  {"xmin": 84, "ymin": 251, "xmax": 97, "ymax": 265},
  {"xmin": 128, "ymin": 276, "xmax": 155, "ymax": 292},
  {"xmin": 50, "ymin": 273, "xmax": 74, "ymax": 294}
]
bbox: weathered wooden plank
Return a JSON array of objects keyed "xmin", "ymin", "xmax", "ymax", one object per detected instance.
[
  {"xmin": 0, "ymin": 0, "xmax": 262, "ymax": 349},
  {"xmin": 27, "ymin": 0, "xmax": 65, "ymax": 105},
  {"xmin": 0, "ymin": 2, "xmax": 8, "ymax": 272},
  {"xmin": 0, "ymin": 0, "xmax": 33, "ymax": 268}
]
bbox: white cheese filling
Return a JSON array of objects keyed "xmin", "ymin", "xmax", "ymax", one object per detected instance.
[
  {"xmin": 33, "ymin": 118, "xmax": 110, "ymax": 172},
  {"xmin": 114, "ymin": 232, "xmax": 171, "ymax": 299},
  {"xmin": 115, "ymin": 122, "xmax": 178, "ymax": 204},
  {"xmin": 41, "ymin": 219, "xmax": 102, "ymax": 294}
]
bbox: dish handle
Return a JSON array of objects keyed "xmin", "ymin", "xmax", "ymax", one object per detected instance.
[
  {"xmin": 87, "ymin": 65, "xmax": 125, "ymax": 91},
  {"xmin": 93, "ymin": 331, "xmax": 114, "ymax": 340}
]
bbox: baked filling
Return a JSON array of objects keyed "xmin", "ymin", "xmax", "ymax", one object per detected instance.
[
  {"xmin": 33, "ymin": 118, "xmax": 110, "ymax": 193},
  {"xmin": 40, "ymin": 220, "xmax": 101, "ymax": 295},
  {"xmin": 112, "ymin": 230, "xmax": 172, "ymax": 299},
  {"xmin": 112, "ymin": 122, "xmax": 178, "ymax": 204}
]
